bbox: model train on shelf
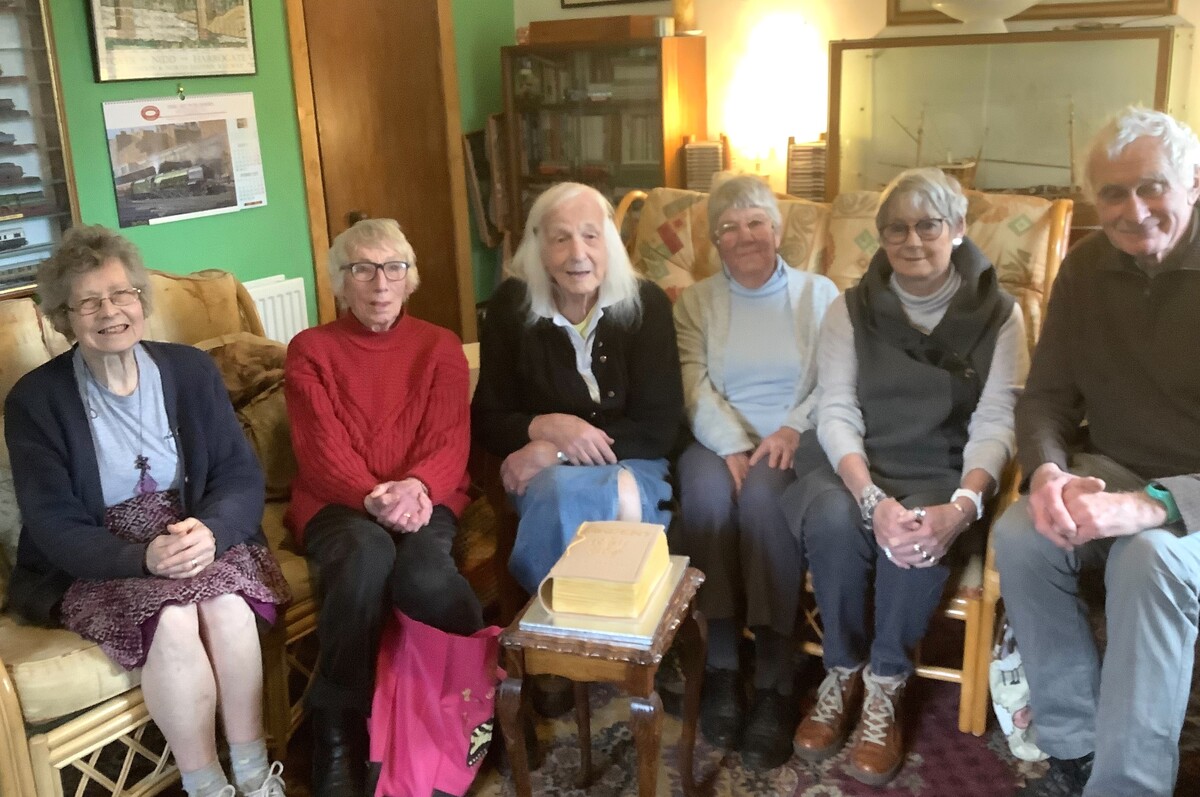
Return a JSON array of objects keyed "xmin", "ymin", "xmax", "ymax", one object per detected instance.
[
  {"xmin": 0, "ymin": 189, "xmax": 45, "ymax": 215},
  {"xmin": 0, "ymin": 227, "xmax": 25, "ymax": 252}
]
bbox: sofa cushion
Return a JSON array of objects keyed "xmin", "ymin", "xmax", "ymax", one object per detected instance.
[
  {"xmin": 143, "ymin": 270, "xmax": 252, "ymax": 345},
  {"xmin": 0, "ymin": 419, "xmax": 16, "ymax": 601},
  {"xmin": 198, "ymin": 333, "xmax": 296, "ymax": 501},
  {"xmin": 0, "ymin": 613, "xmax": 141, "ymax": 724},
  {"xmin": 262, "ymin": 501, "xmax": 311, "ymax": 605},
  {"xmin": 0, "ymin": 297, "xmax": 53, "ymax": 400}
]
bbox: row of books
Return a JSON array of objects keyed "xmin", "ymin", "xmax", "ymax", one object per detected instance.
[
  {"xmin": 514, "ymin": 52, "xmax": 659, "ymax": 106},
  {"xmin": 518, "ymin": 111, "xmax": 663, "ymax": 177}
]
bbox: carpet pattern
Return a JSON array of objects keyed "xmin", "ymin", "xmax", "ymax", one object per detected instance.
[{"xmin": 467, "ymin": 670, "xmax": 1200, "ymax": 797}]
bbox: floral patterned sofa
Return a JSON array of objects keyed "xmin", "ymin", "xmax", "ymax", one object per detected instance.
[{"xmin": 614, "ymin": 184, "xmax": 1074, "ymax": 735}]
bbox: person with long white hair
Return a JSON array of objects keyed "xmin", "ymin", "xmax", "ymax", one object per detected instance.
[{"xmin": 471, "ymin": 182, "xmax": 682, "ymax": 711}]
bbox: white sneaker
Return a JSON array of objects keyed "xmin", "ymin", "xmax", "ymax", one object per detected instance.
[{"xmin": 241, "ymin": 762, "xmax": 287, "ymax": 797}]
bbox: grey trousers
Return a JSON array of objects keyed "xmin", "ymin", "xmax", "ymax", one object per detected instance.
[
  {"xmin": 673, "ymin": 440, "xmax": 803, "ymax": 636},
  {"xmin": 994, "ymin": 454, "xmax": 1200, "ymax": 797}
]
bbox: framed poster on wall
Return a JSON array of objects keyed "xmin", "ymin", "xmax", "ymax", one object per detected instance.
[
  {"xmin": 88, "ymin": 0, "xmax": 256, "ymax": 81},
  {"xmin": 561, "ymin": 0, "xmax": 659, "ymax": 8},
  {"xmin": 887, "ymin": 0, "xmax": 1178, "ymax": 26}
]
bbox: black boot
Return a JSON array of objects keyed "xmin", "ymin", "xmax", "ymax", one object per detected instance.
[
  {"xmin": 311, "ymin": 707, "xmax": 367, "ymax": 797},
  {"xmin": 741, "ymin": 689, "xmax": 800, "ymax": 771}
]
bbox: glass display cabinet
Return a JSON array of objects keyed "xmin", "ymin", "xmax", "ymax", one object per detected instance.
[
  {"xmin": 0, "ymin": 0, "xmax": 77, "ymax": 297},
  {"xmin": 827, "ymin": 27, "xmax": 1186, "ymax": 201}
]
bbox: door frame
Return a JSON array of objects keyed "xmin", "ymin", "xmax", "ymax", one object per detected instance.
[{"xmin": 283, "ymin": 0, "xmax": 478, "ymax": 340}]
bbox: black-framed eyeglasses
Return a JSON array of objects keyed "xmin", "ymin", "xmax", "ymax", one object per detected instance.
[
  {"xmin": 879, "ymin": 218, "xmax": 947, "ymax": 245},
  {"xmin": 67, "ymin": 287, "xmax": 142, "ymax": 315},
  {"xmin": 342, "ymin": 261, "xmax": 410, "ymax": 282}
]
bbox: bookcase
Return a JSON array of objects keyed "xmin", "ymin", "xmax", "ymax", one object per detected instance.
[
  {"xmin": 501, "ymin": 36, "xmax": 706, "ymax": 237},
  {"xmin": 0, "ymin": 0, "xmax": 76, "ymax": 296}
]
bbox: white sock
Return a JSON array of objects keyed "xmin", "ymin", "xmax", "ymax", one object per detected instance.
[
  {"xmin": 229, "ymin": 738, "xmax": 270, "ymax": 793},
  {"xmin": 181, "ymin": 760, "xmax": 229, "ymax": 797}
]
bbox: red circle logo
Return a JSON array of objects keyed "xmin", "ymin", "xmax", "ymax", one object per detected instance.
[{"xmin": 140, "ymin": 106, "xmax": 161, "ymax": 121}]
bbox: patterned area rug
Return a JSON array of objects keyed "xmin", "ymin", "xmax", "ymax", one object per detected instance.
[{"xmin": 467, "ymin": 669, "xmax": 1200, "ymax": 797}]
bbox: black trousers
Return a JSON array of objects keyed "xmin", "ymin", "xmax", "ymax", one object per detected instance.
[{"xmin": 304, "ymin": 504, "xmax": 485, "ymax": 714}]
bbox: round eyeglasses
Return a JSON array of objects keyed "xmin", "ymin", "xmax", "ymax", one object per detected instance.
[
  {"xmin": 879, "ymin": 218, "xmax": 947, "ymax": 245},
  {"xmin": 67, "ymin": 287, "xmax": 142, "ymax": 315},
  {"xmin": 342, "ymin": 261, "xmax": 410, "ymax": 282}
]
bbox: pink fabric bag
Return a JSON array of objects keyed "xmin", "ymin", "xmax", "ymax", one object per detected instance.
[{"xmin": 368, "ymin": 610, "xmax": 503, "ymax": 797}]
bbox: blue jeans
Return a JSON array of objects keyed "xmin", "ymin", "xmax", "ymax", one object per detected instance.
[{"xmin": 508, "ymin": 458, "xmax": 672, "ymax": 594}]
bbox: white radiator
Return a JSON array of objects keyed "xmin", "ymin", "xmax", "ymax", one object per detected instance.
[{"xmin": 243, "ymin": 275, "xmax": 310, "ymax": 344}]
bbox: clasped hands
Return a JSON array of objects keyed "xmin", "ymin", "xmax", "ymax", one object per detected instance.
[
  {"xmin": 873, "ymin": 499, "xmax": 969, "ymax": 570},
  {"xmin": 145, "ymin": 517, "xmax": 217, "ymax": 579},
  {"xmin": 501, "ymin": 414, "xmax": 616, "ymax": 495},
  {"xmin": 364, "ymin": 477, "xmax": 431, "ymax": 533},
  {"xmin": 1028, "ymin": 463, "xmax": 1167, "ymax": 551}
]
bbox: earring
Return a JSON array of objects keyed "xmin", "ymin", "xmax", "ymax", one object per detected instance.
[{"xmin": 952, "ymin": 236, "xmax": 963, "ymax": 246}]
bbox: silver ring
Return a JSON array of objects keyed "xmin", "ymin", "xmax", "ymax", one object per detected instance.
[
  {"xmin": 912, "ymin": 506, "xmax": 927, "ymax": 521},
  {"xmin": 921, "ymin": 551, "xmax": 933, "ymax": 562},
  {"xmin": 190, "ymin": 558, "xmax": 197, "ymax": 569},
  {"xmin": 403, "ymin": 513, "xmax": 412, "ymax": 519},
  {"xmin": 883, "ymin": 546, "xmax": 895, "ymax": 562},
  {"xmin": 913, "ymin": 543, "xmax": 924, "ymax": 555}
]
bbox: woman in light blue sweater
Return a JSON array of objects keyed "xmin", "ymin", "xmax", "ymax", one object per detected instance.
[{"xmin": 673, "ymin": 175, "xmax": 838, "ymax": 769}]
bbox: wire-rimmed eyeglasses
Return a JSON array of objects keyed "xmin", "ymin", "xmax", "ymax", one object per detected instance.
[
  {"xmin": 879, "ymin": 218, "xmax": 947, "ymax": 245},
  {"xmin": 342, "ymin": 261, "xmax": 410, "ymax": 282},
  {"xmin": 67, "ymin": 287, "xmax": 142, "ymax": 315}
]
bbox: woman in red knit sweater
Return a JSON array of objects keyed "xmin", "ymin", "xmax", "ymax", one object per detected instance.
[{"xmin": 284, "ymin": 219, "xmax": 483, "ymax": 797}]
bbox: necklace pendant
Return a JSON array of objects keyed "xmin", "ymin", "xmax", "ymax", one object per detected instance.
[{"xmin": 134, "ymin": 455, "xmax": 158, "ymax": 494}]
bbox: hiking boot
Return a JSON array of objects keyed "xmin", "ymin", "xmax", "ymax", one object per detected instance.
[
  {"xmin": 793, "ymin": 665, "xmax": 863, "ymax": 762},
  {"xmin": 1017, "ymin": 754, "xmax": 1094, "ymax": 797},
  {"xmin": 741, "ymin": 689, "xmax": 800, "ymax": 771},
  {"xmin": 845, "ymin": 667, "xmax": 907, "ymax": 786},
  {"xmin": 700, "ymin": 667, "xmax": 745, "ymax": 749}
]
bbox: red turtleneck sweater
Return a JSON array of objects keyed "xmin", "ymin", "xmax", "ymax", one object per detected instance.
[{"xmin": 283, "ymin": 311, "xmax": 471, "ymax": 543}]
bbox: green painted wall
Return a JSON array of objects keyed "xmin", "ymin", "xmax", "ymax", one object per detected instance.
[
  {"xmin": 47, "ymin": 0, "xmax": 317, "ymax": 322},
  {"xmin": 452, "ymin": 0, "xmax": 513, "ymax": 302}
]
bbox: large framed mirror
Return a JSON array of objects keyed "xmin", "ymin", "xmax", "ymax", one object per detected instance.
[{"xmin": 827, "ymin": 27, "xmax": 1182, "ymax": 201}]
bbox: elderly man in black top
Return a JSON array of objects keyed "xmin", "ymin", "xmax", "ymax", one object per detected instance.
[{"xmin": 995, "ymin": 107, "xmax": 1200, "ymax": 797}]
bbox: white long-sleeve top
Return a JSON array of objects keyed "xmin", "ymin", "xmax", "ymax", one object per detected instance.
[{"xmin": 815, "ymin": 270, "xmax": 1029, "ymax": 483}]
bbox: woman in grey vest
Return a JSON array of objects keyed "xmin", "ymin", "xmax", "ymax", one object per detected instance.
[
  {"xmin": 672, "ymin": 175, "xmax": 837, "ymax": 769},
  {"xmin": 784, "ymin": 168, "xmax": 1027, "ymax": 785}
]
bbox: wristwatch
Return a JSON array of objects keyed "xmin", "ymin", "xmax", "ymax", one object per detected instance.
[
  {"xmin": 859, "ymin": 484, "xmax": 888, "ymax": 528},
  {"xmin": 1144, "ymin": 482, "xmax": 1182, "ymax": 524},
  {"xmin": 951, "ymin": 488, "xmax": 984, "ymax": 521}
]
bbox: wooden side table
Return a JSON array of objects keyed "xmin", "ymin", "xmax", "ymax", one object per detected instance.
[{"xmin": 497, "ymin": 567, "xmax": 707, "ymax": 797}]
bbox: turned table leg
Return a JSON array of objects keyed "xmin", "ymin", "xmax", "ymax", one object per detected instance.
[
  {"xmin": 677, "ymin": 608, "xmax": 707, "ymax": 796},
  {"xmin": 574, "ymin": 681, "xmax": 592, "ymax": 788},
  {"xmin": 629, "ymin": 691, "xmax": 664, "ymax": 797},
  {"xmin": 497, "ymin": 676, "xmax": 532, "ymax": 797}
]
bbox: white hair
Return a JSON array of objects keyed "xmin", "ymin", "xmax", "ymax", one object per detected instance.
[
  {"xmin": 706, "ymin": 174, "xmax": 782, "ymax": 234},
  {"xmin": 510, "ymin": 182, "xmax": 642, "ymax": 326},
  {"xmin": 876, "ymin": 167, "xmax": 968, "ymax": 231},
  {"xmin": 1084, "ymin": 106, "xmax": 1200, "ymax": 200},
  {"xmin": 327, "ymin": 218, "xmax": 419, "ymax": 301}
]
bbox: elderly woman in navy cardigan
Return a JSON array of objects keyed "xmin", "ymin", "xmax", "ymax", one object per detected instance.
[{"xmin": 4, "ymin": 226, "xmax": 289, "ymax": 797}]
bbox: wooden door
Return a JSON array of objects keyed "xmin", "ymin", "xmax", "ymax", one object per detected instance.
[{"xmin": 287, "ymin": 0, "xmax": 476, "ymax": 340}]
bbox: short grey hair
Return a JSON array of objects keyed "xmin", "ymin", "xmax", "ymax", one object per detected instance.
[
  {"xmin": 327, "ymin": 218, "xmax": 420, "ymax": 301},
  {"xmin": 510, "ymin": 182, "xmax": 642, "ymax": 326},
  {"xmin": 37, "ymin": 224, "xmax": 153, "ymax": 341},
  {"xmin": 707, "ymin": 174, "xmax": 782, "ymax": 235},
  {"xmin": 1083, "ymin": 106, "xmax": 1200, "ymax": 200},
  {"xmin": 876, "ymin": 167, "xmax": 968, "ymax": 231}
]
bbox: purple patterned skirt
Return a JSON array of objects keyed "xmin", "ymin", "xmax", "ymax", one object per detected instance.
[{"xmin": 59, "ymin": 490, "xmax": 291, "ymax": 670}]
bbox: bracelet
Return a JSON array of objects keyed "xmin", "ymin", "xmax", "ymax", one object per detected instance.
[
  {"xmin": 859, "ymin": 484, "xmax": 888, "ymax": 528},
  {"xmin": 556, "ymin": 450, "xmax": 570, "ymax": 465}
]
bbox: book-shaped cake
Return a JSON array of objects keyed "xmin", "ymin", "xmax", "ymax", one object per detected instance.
[{"xmin": 537, "ymin": 521, "xmax": 670, "ymax": 618}]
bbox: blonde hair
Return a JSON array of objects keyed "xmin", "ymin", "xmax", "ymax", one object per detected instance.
[
  {"xmin": 510, "ymin": 182, "xmax": 642, "ymax": 326},
  {"xmin": 327, "ymin": 218, "xmax": 420, "ymax": 301}
]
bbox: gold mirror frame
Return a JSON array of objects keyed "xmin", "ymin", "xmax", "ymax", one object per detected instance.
[
  {"xmin": 826, "ymin": 27, "xmax": 1174, "ymax": 198},
  {"xmin": 887, "ymin": 0, "xmax": 1178, "ymax": 26}
]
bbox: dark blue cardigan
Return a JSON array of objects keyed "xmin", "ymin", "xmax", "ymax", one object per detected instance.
[{"xmin": 4, "ymin": 341, "xmax": 267, "ymax": 625}]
